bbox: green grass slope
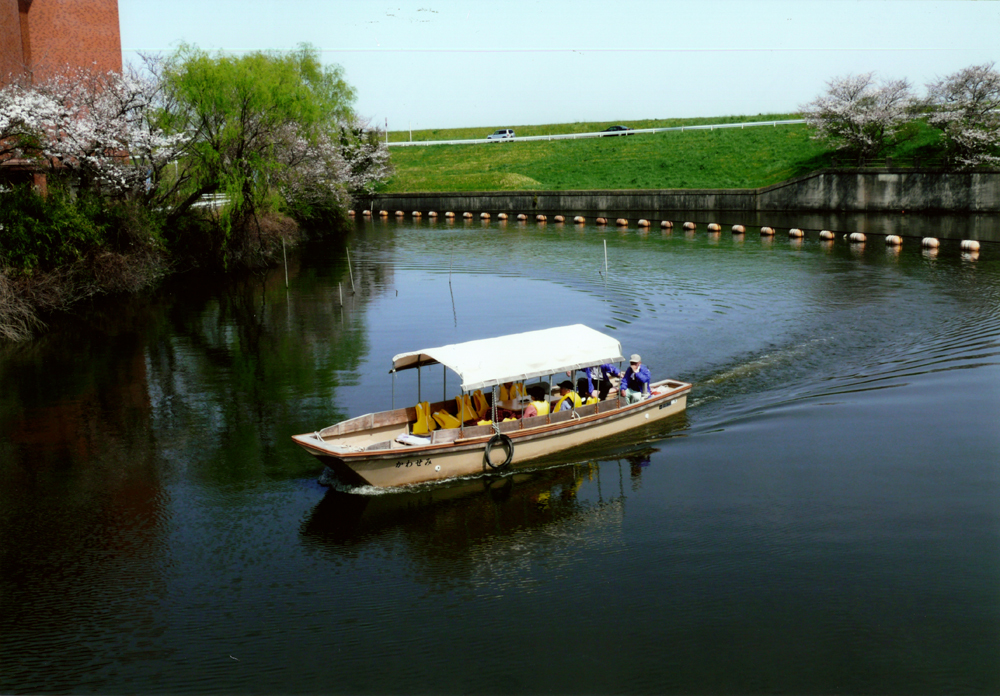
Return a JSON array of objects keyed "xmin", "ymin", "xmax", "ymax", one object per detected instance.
[
  {"xmin": 384, "ymin": 115, "xmax": 944, "ymax": 192},
  {"xmin": 387, "ymin": 114, "xmax": 797, "ymax": 143}
]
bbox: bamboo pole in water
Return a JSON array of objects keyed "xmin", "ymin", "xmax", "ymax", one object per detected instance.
[{"xmin": 282, "ymin": 239, "xmax": 288, "ymax": 288}]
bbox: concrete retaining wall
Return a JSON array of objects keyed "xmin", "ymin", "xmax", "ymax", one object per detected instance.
[
  {"xmin": 367, "ymin": 169, "xmax": 1000, "ymax": 214},
  {"xmin": 757, "ymin": 169, "xmax": 1000, "ymax": 212},
  {"xmin": 369, "ymin": 189, "xmax": 757, "ymax": 214}
]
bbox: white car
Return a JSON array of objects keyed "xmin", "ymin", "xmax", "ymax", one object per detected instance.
[{"xmin": 486, "ymin": 128, "xmax": 515, "ymax": 141}]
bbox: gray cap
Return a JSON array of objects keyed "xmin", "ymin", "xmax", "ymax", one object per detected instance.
[{"xmin": 630, "ymin": 354, "xmax": 641, "ymax": 363}]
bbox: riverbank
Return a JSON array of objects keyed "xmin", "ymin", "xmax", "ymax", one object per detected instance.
[
  {"xmin": 0, "ymin": 192, "xmax": 307, "ymax": 342},
  {"xmin": 384, "ymin": 115, "xmax": 944, "ymax": 193},
  {"xmin": 368, "ymin": 169, "xmax": 1000, "ymax": 217}
]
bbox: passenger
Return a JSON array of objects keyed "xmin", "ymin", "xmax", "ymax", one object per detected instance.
[
  {"xmin": 620, "ymin": 354, "xmax": 651, "ymax": 404},
  {"xmin": 579, "ymin": 363, "xmax": 621, "ymax": 400},
  {"xmin": 553, "ymin": 380, "xmax": 584, "ymax": 412},
  {"xmin": 522, "ymin": 385, "xmax": 550, "ymax": 418}
]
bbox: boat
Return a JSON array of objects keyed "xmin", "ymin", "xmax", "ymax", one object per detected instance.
[{"xmin": 291, "ymin": 325, "xmax": 691, "ymax": 489}]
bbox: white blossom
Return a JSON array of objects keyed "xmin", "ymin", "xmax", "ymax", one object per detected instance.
[
  {"xmin": 801, "ymin": 72, "xmax": 916, "ymax": 164},
  {"xmin": 926, "ymin": 62, "xmax": 1000, "ymax": 168},
  {"xmin": 1, "ymin": 68, "xmax": 189, "ymax": 199},
  {"xmin": 271, "ymin": 117, "xmax": 392, "ymax": 212}
]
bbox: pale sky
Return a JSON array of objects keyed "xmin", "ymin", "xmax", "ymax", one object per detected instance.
[{"xmin": 119, "ymin": 0, "xmax": 999, "ymax": 132}]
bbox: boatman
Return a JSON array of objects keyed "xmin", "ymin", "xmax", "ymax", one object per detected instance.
[
  {"xmin": 620, "ymin": 354, "xmax": 651, "ymax": 404},
  {"xmin": 553, "ymin": 380, "xmax": 584, "ymax": 412}
]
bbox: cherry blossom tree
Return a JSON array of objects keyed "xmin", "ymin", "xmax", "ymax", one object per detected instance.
[
  {"xmin": 926, "ymin": 62, "xmax": 1000, "ymax": 168},
  {"xmin": 801, "ymin": 72, "xmax": 917, "ymax": 165},
  {"xmin": 0, "ymin": 81, "xmax": 61, "ymax": 160},
  {"xmin": 340, "ymin": 119, "xmax": 393, "ymax": 196},
  {"xmin": 1, "ymin": 67, "xmax": 188, "ymax": 200}
]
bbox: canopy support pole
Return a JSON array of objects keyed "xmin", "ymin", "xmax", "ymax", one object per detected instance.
[
  {"xmin": 417, "ymin": 366, "xmax": 421, "ymax": 403},
  {"xmin": 546, "ymin": 374, "xmax": 552, "ymax": 424},
  {"xmin": 491, "ymin": 386, "xmax": 500, "ymax": 435},
  {"xmin": 443, "ymin": 365, "xmax": 447, "ymax": 402},
  {"xmin": 392, "ymin": 372, "xmax": 395, "ymax": 410}
]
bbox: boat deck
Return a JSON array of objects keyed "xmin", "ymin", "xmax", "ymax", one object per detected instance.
[{"xmin": 314, "ymin": 381, "xmax": 688, "ymax": 455}]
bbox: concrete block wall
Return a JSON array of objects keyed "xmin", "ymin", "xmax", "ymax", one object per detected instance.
[
  {"xmin": 368, "ymin": 170, "xmax": 1000, "ymax": 215},
  {"xmin": 756, "ymin": 170, "xmax": 1000, "ymax": 212}
]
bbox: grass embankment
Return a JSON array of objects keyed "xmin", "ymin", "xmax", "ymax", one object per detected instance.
[{"xmin": 385, "ymin": 114, "xmax": 944, "ymax": 192}]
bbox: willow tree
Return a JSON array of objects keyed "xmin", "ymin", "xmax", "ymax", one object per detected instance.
[{"xmin": 157, "ymin": 44, "xmax": 388, "ymax": 265}]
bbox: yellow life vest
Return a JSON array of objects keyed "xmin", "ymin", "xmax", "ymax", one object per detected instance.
[
  {"xmin": 499, "ymin": 382, "xmax": 525, "ymax": 401},
  {"xmin": 530, "ymin": 399, "xmax": 550, "ymax": 416},
  {"xmin": 553, "ymin": 391, "xmax": 583, "ymax": 412},
  {"xmin": 472, "ymin": 390, "xmax": 490, "ymax": 418},
  {"xmin": 455, "ymin": 395, "xmax": 477, "ymax": 422},
  {"xmin": 412, "ymin": 401, "xmax": 437, "ymax": 434}
]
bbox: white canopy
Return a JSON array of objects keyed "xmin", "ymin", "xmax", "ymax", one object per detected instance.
[{"xmin": 391, "ymin": 324, "xmax": 624, "ymax": 392}]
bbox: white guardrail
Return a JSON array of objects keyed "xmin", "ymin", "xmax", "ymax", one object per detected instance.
[{"xmin": 387, "ymin": 119, "xmax": 806, "ymax": 147}]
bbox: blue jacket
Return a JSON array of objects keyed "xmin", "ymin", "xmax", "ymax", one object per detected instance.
[
  {"xmin": 581, "ymin": 364, "xmax": 621, "ymax": 394},
  {"xmin": 621, "ymin": 364, "xmax": 651, "ymax": 394}
]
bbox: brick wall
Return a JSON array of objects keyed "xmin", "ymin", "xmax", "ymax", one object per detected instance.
[
  {"xmin": 0, "ymin": 0, "xmax": 25, "ymax": 81},
  {"xmin": 0, "ymin": 0, "xmax": 121, "ymax": 85}
]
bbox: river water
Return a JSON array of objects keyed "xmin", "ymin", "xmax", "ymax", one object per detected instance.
[{"xmin": 1, "ymin": 215, "xmax": 998, "ymax": 694}]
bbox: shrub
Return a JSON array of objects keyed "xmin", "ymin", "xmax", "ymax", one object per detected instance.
[{"xmin": 0, "ymin": 184, "xmax": 105, "ymax": 270}]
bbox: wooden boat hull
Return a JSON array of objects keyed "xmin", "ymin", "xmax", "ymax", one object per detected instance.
[{"xmin": 293, "ymin": 380, "xmax": 690, "ymax": 489}]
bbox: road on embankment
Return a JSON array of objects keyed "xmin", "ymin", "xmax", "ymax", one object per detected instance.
[{"xmin": 387, "ymin": 119, "xmax": 806, "ymax": 147}]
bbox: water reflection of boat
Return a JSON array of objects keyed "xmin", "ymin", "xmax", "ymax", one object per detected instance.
[
  {"xmin": 300, "ymin": 458, "xmax": 642, "ymax": 549},
  {"xmin": 292, "ymin": 325, "xmax": 691, "ymax": 489}
]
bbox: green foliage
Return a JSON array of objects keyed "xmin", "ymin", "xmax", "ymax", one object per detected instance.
[
  {"xmin": 158, "ymin": 43, "xmax": 361, "ymax": 267},
  {"xmin": 162, "ymin": 44, "xmax": 354, "ymax": 219},
  {"xmin": 0, "ymin": 185, "xmax": 105, "ymax": 270}
]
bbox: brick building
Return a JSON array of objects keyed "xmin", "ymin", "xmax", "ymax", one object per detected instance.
[
  {"xmin": 1, "ymin": 0, "xmax": 121, "ymax": 86},
  {"xmin": 1, "ymin": 0, "xmax": 121, "ymax": 190}
]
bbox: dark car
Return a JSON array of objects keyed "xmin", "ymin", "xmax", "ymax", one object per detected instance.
[{"xmin": 603, "ymin": 125, "xmax": 633, "ymax": 135}]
